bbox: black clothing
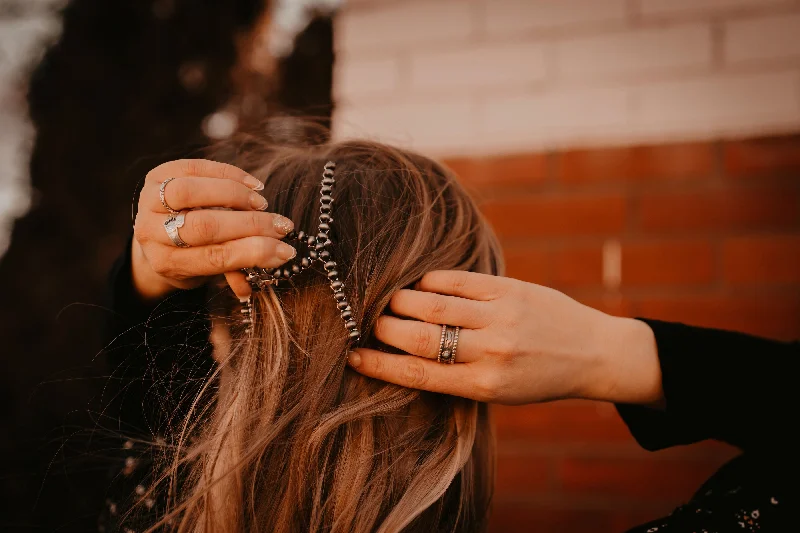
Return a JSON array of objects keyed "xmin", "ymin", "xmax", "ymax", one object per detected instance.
[{"xmin": 102, "ymin": 242, "xmax": 797, "ymax": 532}]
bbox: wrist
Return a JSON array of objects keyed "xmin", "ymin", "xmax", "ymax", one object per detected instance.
[{"xmin": 589, "ymin": 315, "xmax": 664, "ymax": 406}]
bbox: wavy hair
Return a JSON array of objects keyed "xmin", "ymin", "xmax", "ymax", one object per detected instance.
[{"xmin": 148, "ymin": 132, "xmax": 504, "ymax": 532}]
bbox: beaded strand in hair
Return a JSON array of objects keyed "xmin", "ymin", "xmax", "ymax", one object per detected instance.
[{"xmin": 240, "ymin": 161, "xmax": 361, "ymax": 342}]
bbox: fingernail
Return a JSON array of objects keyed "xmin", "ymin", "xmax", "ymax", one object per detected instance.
[
  {"xmin": 250, "ymin": 193, "xmax": 268, "ymax": 210},
  {"xmin": 276, "ymin": 242, "xmax": 296, "ymax": 261},
  {"xmin": 347, "ymin": 351, "xmax": 361, "ymax": 368},
  {"xmin": 244, "ymin": 176, "xmax": 264, "ymax": 191},
  {"xmin": 273, "ymin": 215, "xmax": 294, "ymax": 235}
]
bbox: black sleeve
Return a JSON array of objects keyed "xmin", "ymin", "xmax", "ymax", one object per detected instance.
[
  {"xmin": 103, "ymin": 236, "xmax": 215, "ymax": 436},
  {"xmin": 616, "ymin": 319, "xmax": 798, "ymax": 454}
]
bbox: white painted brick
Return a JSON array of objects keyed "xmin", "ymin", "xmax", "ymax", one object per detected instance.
[
  {"xmin": 333, "ymin": 97, "xmax": 478, "ymax": 153},
  {"xmin": 639, "ymin": 0, "xmax": 788, "ymax": 17},
  {"xmin": 482, "ymin": 87, "xmax": 630, "ymax": 151},
  {"xmin": 336, "ymin": 0, "xmax": 473, "ymax": 53},
  {"xmin": 485, "ymin": 0, "xmax": 627, "ymax": 36},
  {"xmin": 556, "ymin": 24, "xmax": 712, "ymax": 79},
  {"xmin": 725, "ymin": 12, "xmax": 800, "ymax": 64},
  {"xmin": 334, "ymin": 56, "xmax": 400, "ymax": 101},
  {"xmin": 409, "ymin": 41, "xmax": 548, "ymax": 92},
  {"xmin": 631, "ymin": 71, "xmax": 800, "ymax": 137}
]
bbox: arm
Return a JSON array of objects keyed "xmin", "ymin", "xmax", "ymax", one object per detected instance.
[
  {"xmin": 616, "ymin": 319, "xmax": 798, "ymax": 453},
  {"xmin": 347, "ymin": 271, "xmax": 798, "ymax": 453}
]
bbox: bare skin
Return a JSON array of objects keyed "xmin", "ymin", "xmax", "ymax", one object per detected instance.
[
  {"xmin": 131, "ymin": 159, "xmax": 295, "ymax": 302},
  {"xmin": 348, "ymin": 271, "xmax": 664, "ymax": 407}
]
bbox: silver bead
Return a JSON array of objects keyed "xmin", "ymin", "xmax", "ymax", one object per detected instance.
[
  {"xmin": 341, "ymin": 309, "xmax": 353, "ymax": 320},
  {"xmin": 319, "ymin": 222, "xmax": 330, "ymax": 232},
  {"xmin": 307, "ymin": 236, "xmax": 316, "ymax": 247},
  {"xmin": 320, "ymin": 195, "xmax": 333, "ymax": 204},
  {"xmin": 327, "ymin": 270, "xmax": 338, "ymax": 279},
  {"xmin": 292, "ymin": 264, "xmax": 301, "ymax": 274},
  {"xmin": 283, "ymin": 268, "xmax": 291, "ymax": 278},
  {"xmin": 319, "ymin": 213, "xmax": 332, "ymax": 223},
  {"xmin": 348, "ymin": 329, "xmax": 361, "ymax": 339},
  {"xmin": 322, "ymin": 177, "xmax": 334, "ymax": 186},
  {"xmin": 296, "ymin": 231, "xmax": 305, "ymax": 241},
  {"xmin": 320, "ymin": 203, "xmax": 332, "ymax": 213},
  {"xmin": 324, "ymin": 261, "xmax": 337, "ymax": 270},
  {"xmin": 319, "ymin": 250, "xmax": 331, "ymax": 260},
  {"xmin": 345, "ymin": 320, "xmax": 357, "ymax": 329},
  {"xmin": 321, "ymin": 186, "xmax": 332, "ymax": 194},
  {"xmin": 301, "ymin": 257, "xmax": 311, "ymax": 268},
  {"xmin": 309, "ymin": 250, "xmax": 318, "ymax": 259},
  {"xmin": 330, "ymin": 280, "xmax": 342, "ymax": 290},
  {"xmin": 334, "ymin": 291, "xmax": 346, "ymax": 301},
  {"xmin": 337, "ymin": 301, "xmax": 349, "ymax": 310}
]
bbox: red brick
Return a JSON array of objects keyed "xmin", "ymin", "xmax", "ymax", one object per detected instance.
[
  {"xmin": 552, "ymin": 245, "xmax": 604, "ymax": 287},
  {"xmin": 622, "ymin": 239, "xmax": 715, "ymax": 287},
  {"xmin": 558, "ymin": 142, "xmax": 714, "ymax": 183},
  {"xmin": 724, "ymin": 134, "xmax": 800, "ymax": 177},
  {"xmin": 635, "ymin": 295, "xmax": 800, "ymax": 341},
  {"xmin": 558, "ymin": 457, "xmax": 723, "ymax": 501},
  {"xmin": 504, "ymin": 247, "xmax": 550, "ymax": 284},
  {"xmin": 494, "ymin": 401, "xmax": 631, "ymax": 443},
  {"xmin": 495, "ymin": 455, "xmax": 553, "ymax": 495},
  {"xmin": 483, "ymin": 195, "xmax": 627, "ymax": 238},
  {"xmin": 489, "ymin": 504, "xmax": 616, "ymax": 533},
  {"xmin": 639, "ymin": 186, "xmax": 800, "ymax": 233},
  {"xmin": 723, "ymin": 234, "xmax": 800, "ymax": 285},
  {"xmin": 445, "ymin": 152, "xmax": 549, "ymax": 188}
]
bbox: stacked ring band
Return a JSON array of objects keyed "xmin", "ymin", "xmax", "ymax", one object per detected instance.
[{"xmin": 437, "ymin": 325, "xmax": 460, "ymax": 364}]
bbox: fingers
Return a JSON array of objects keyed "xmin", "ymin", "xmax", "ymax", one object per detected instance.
[
  {"xmin": 224, "ymin": 271, "xmax": 252, "ymax": 301},
  {"xmin": 374, "ymin": 316, "xmax": 479, "ymax": 363},
  {"xmin": 146, "ymin": 159, "xmax": 263, "ymax": 190},
  {"xmin": 417, "ymin": 270, "xmax": 507, "ymax": 301},
  {"xmin": 146, "ymin": 210, "xmax": 294, "ymax": 247},
  {"xmin": 147, "ymin": 236, "xmax": 296, "ymax": 279},
  {"xmin": 348, "ymin": 349, "xmax": 482, "ymax": 400},
  {"xmin": 153, "ymin": 177, "xmax": 267, "ymax": 213},
  {"xmin": 389, "ymin": 289, "xmax": 487, "ymax": 329}
]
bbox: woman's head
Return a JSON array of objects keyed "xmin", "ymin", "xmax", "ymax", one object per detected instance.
[{"xmin": 158, "ymin": 133, "xmax": 504, "ymax": 533}]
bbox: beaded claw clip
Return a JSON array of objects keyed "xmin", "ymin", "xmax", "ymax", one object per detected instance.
[{"xmin": 239, "ymin": 161, "xmax": 361, "ymax": 342}]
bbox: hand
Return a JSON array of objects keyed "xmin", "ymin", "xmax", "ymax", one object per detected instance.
[
  {"xmin": 132, "ymin": 159, "xmax": 297, "ymax": 302},
  {"xmin": 348, "ymin": 271, "xmax": 663, "ymax": 406}
]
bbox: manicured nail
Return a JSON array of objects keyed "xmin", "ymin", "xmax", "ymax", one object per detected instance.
[
  {"xmin": 276, "ymin": 242, "xmax": 296, "ymax": 261},
  {"xmin": 250, "ymin": 193, "xmax": 268, "ymax": 210},
  {"xmin": 273, "ymin": 215, "xmax": 294, "ymax": 235},
  {"xmin": 244, "ymin": 175, "xmax": 264, "ymax": 191},
  {"xmin": 347, "ymin": 351, "xmax": 361, "ymax": 368}
]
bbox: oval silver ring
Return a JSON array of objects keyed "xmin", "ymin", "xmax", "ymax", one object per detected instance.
[{"xmin": 164, "ymin": 211, "xmax": 191, "ymax": 248}]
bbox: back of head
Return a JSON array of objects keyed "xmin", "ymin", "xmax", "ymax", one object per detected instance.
[{"xmin": 160, "ymin": 131, "xmax": 504, "ymax": 533}]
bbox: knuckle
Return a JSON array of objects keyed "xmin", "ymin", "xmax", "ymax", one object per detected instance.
[
  {"xmin": 412, "ymin": 324, "xmax": 434, "ymax": 355},
  {"xmin": 246, "ymin": 211, "xmax": 263, "ymax": 234},
  {"xmin": 374, "ymin": 316, "xmax": 389, "ymax": 340},
  {"xmin": 254, "ymin": 238, "xmax": 277, "ymax": 265},
  {"xmin": 451, "ymin": 272, "xmax": 468, "ymax": 293},
  {"xmin": 205, "ymin": 243, "xmax": 232, "ymax": 270},
  {"xmin": 424, "ymin": 298, "xmax": 448, "ymax": 322},
  {"xmin": 191, "ymin": 212, "xmax": 219, "ymax": 242},
  {"xmin": 170, "ymin": 179, "xmax": 191, "ymax": 206},
  {"xmin": 402, "ymin": 359, "xmax": 430, "ymax": 389},
  {"xmin": 475, "ymin": 372, "xmax": 503, "ymax": 402}
]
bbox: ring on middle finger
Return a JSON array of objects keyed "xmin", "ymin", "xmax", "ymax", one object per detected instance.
[{"xmin": 164, "ymin": 210, "xmax": 191, "ymax": 248}]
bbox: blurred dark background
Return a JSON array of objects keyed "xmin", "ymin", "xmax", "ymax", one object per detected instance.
[{"xmin": 0, "ymin": 0, "xmax": 333, "ymax": 529}]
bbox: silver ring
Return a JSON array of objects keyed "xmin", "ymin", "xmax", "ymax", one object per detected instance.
[
  {"xmin": 159, "ymin": 177, "xmax": 180, "ymax": 215},
  {"xmin": 437, "ymin": 325, "xmax": 460, "ymax": 364},
  {"xmin": 164, "ymin": 211, "xmax": 190, "ymax": 248}
]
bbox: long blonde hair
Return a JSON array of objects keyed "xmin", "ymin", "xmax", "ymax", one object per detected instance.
[{"xmin": 150, "ymin": 135, "xmax": 504, "ymax": 532}]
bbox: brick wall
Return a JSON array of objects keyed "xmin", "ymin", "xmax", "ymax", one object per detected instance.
[
  {"xmin": 444, "ymin": 134, "xmax": 800, "ymax": 532},
  {"xmin": 332, "ymin": 1, "xmax": 800, "ymax": 531},
  {"xmin": 333, "ymin": 0, "xmax": 800, "ymax": 155}
]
